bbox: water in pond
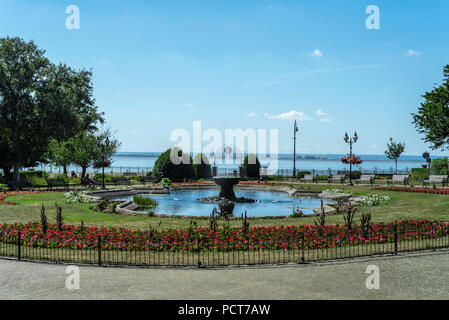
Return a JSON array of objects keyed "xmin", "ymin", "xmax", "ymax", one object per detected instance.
[{"xmin": 111, "ymin": 189, "xmax": 331, "ymax": 217}]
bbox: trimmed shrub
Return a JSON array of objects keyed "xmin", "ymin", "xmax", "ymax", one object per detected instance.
[
  {"xmin": 153, "ymin": 148, "xmax": 196, "ymax": 181},
  {"xmin": 297, "ymin": 171, "xmax": 311, "ymax": 179},
  {"xmin": 411, "ymin": 168, "xmax": 429, "ymax": 182},
  {"xmin": 242, "ymin": 154, "xmax": 260, "ymax": 179},
  {"xmin": 29, "ymin": 177, "xmax": 47, "ymax": 187},
  {"xmin": 20, "ymin": 170, "xmax": 48, "ymax": 180},
  {"xmin": 94, "ymin": 174, "xmax": 113, "ymax": 183},
  {"xmin": 193, "ymin": 153, "xmax": 212, "ymax": 179},
  {"xmin": 350, "ymin": 171, "xmax": 361, "ymax": 180},
  {"xmin": 431, "ymin": 158, "xmax": 448, "ymax": 175},
  {"xmin": 55, "ymin": 174, "xmax": 69, "ymax": 182}
]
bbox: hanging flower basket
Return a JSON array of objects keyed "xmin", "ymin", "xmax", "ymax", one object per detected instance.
[
  {"xmin": 93, "ymin": 159, "xmax": 111, "ymax": 169},
  {"xmin": 340, "ymin": 155, "xmax": 363, "ymax": 165}
]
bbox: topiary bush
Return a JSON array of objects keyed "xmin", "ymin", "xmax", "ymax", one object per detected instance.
[
  {"xmin": 297, "ymin": 171, "xmax": 311, "ymax": 179},
  {"xmin": 20, "ymin": 170, "xmax": 48, "ymax": 180},
  {"xmin": 349, "ymin": 170, "xmax": 361, "ymax": 180},
  {"xmin": 193, "ymin": 153, "xmax": 212, "ymax": 179},
  {"xmin": 411, "ymin": 168, "xmax": 429, "ymax": 182},
  {"xmin": 242, "ymin": 154, "xmax": 260, "ymax": 179},
  {"xmin": 153, "ymin": 148, "xmax": 196, "ymax": 181},
  {"xmin": 431, "ymin": 157, "xmax": 448, "ymax": 175}
]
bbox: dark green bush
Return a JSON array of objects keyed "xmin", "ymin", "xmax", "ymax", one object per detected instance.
[
  {"xmin": 242, "ymin": 154, "xmax": 260, "ymax": 179},
  {"xmin": 153, "ymin": 148, "xmax": 196, "ymax": 181},
  {"xmin": 318, "ymin": 175, "xmax": 330, "ymax": 181},
  {"xmin": 54, "ymin": 174, "xmax": 69, "ymax": 182},
  {"xmin": 95, "ymin": 174, "xmax": 113, "ymax": 183},
  {"xmin": 431, "ymin": 158, "xmax": 448, "ymax": 175},
  {"xmin": 20, "ymin": 170, "xmax": 48, "ymax": 180},
  {"xmin": 29, "ymin": 177, "xmax": 47, "ymax": 186},
  {"xmin": 267, "ymin": 175, "xmax": 286, "ymax": 181},
  {"xmin": 350, "ymin": 171, "xmax": 361, "ymax": 180},
  {"xmin": 297, "ymin": 171, "xmax": 311, "ymax": 178},
  {"xmin": 193, "ymin": 153, "xmax": 212, "ymax": 179},
  {"xmin": 411, "ymin": 168, "xmax": 429, "ymax": 181}
]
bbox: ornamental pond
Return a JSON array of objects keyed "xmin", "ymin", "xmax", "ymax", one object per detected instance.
[{"xmin": 111, "ymin": 189, "xmax": 332, "ymax": 217}]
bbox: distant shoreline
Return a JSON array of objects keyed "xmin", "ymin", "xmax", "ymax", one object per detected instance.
[{"xmin": 113, "ymin": 152, "xmax": 445, "ymax": 163}]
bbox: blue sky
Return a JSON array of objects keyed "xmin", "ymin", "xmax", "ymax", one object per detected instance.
[{"xmin": 1, "ymin": 0, "xmax": 448, "ymax": 155}]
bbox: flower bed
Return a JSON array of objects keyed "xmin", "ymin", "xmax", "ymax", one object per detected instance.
[
  {"xmin": 0, "ymin": 219, "xmax": 447, "ymax": 252},
  {"xmin": 375, "ymin": 186, "xmax": 449, "ymax": 195},
  {"xmin": 359, "ymin": 194, "xmax": 391, "ymax": 206}
]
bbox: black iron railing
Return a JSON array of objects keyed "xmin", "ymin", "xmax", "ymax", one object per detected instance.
[{"xmin": 1, "ymin": 226, "xmax": 448, "ymax": 268}]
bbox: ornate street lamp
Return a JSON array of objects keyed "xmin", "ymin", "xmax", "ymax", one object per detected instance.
[
  {"xmin": 293, "ymin": 120, "xmax": 299, "ymax": 178},
  {"xmin": 97, "ymin": 137, "xmax": 110, "ymax": 190},
  {"xmin": 344, "ymin": 132, "xmax": 358, "ymax": 185},
  {"xmin": 422, "ymin": 152, "xmax": 431, "ymax": 177}
]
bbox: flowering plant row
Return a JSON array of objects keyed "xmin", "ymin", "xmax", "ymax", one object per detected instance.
[
  {"xmin": 359, "ymin": 194, "xmax": 391, "ymax": 206},
  {"xmin": 64, "ymin": 190, "xmax": 91, "ymax": 204},
  {"xmin": 375, "ymin": 186, "xmax": 449, "ymax": 195},
  {"xmin": 0, "ymin": 219, "xmax": 446, "ymax": 253}
]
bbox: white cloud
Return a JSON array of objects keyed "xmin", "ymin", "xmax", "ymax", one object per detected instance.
[
  {"xmin": 266, "ymin": 110, "xmax": 311, "ymax": 121},
  {"xmin": 185, "ymin": 103, "xmax": 193, "ymax": 107},
  {"xmin": 311, "ymin": 49, "xmax": 323, "ymax": 58},
  {"xmin": 316, "ymin": 109, "xmax": 328, "ymax": 116},
  {"xmin": 245, "ymin": 112, "xmax": 257, "ymax": 117},
  {"xmin": 405, "ymin": 49, "xmax": 421, "ymax": 56},
  {"xmin": 320, "ymin": 118, "xmax": 332, "ymax": 123}
]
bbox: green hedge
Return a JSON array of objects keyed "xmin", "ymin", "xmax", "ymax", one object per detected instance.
[
  {"xmin": 20, "ymin": 170, "xmax": 48, "ymax": 180},
  {"xmin": 411, "ymin": 168, "xmax": 428, "ymax": 182}
]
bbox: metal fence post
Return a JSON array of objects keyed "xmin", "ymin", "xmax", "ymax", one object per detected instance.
[
  {"xmin": 98, "ymin": 236, "xmax": 102, "ymax": 266},
  {"xmin": 394, "ymin": 225, "xmax": 398, "ymax": 255},
  {"xmin": 17, "ymin": 232, "xmax": 21, "ymax": 261},
  {"xmin": 300, "ymin": 233, "xmax": 305, "ymax": 264}
]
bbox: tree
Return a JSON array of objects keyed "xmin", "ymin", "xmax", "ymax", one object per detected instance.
[
  {"xmin": 63, "ymin": 129, "xmax": 120, "ymax": 178},
  {"xmin": 153, "ymin": 148, "xmax": 196, "ymax": 181},
  {"xmin": 242, "ymin": 154, "xmax": 261, "ymax": 179},
  {"xmin": 44, "ymin": 139, "xmax": 73, "ymax": 175},
  {"xmin": 0, "ymin": 37, "xmax": 103, "ymax": 187},
  {"xmin": 412, "ymin": 65, "xmax": 449, "ymax": 150},
  {"xmin": 385, "ymin": 138, "xmax": 405, "ymax": 174},
  {"xmin": 431, "ymin": 157, "xmax": 448, "ymax": 175}
]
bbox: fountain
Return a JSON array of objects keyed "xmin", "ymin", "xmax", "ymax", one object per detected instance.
[
  {"xmin": 198, "ymin": 176, "xmax": 257, "ymax": 207},
  {"xmin": 213, "ymin": 176, "xmax": 240, "ymax": 201}
]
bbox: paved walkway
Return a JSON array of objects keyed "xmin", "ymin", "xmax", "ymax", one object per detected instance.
[{"xmin": 1, "ymin": 250, "xmax": 448, "ymax": 300}]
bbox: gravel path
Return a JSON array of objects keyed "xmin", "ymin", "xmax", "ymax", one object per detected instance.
[{"xmin": 1, "ymin": 250, "xmax": 448, "ymax": 300}]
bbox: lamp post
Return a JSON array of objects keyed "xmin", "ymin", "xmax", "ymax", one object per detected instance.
[
  {"xmin": 293, "ymin": 120, "xmax": 299, "ymax": 178},
  {"xmin": 97, "ymin": 137, "xmax": 110, "ymax": 190},
  {"xmin": 422, "ymin": 152, "xmax": 431, "ymax": 178},
  {"xmin": 344, "ymin": 132, "xmax": 358, "ymax": 185}
]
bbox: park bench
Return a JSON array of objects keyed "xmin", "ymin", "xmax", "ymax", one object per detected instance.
[
  {"xmin": 300, "ymin": 174, "xmax": 318, "ymax": 183},
  {"xmin": 123, "ymin": 172, "xmax": 137, "ymax": 177},
  {"xmin": 328, "ymin": 174, "xmax": 346, "ymax": 184},
  {"xmin": 112, "ymin": 177, "xmax": 131, "ymax": 186},
  {"xmin": 387, "ymin": 175, "xmax": 410, "ymax": 186},
  {"xmin": 46, "ymin": 179, "xmax": 69, "ymax": 191},
  {"xmin": 356, "ymin": 175, "xmax": 375, "ymax": 185},
  {"xmin": 138, "ymin": 176, "xmax": 156, "ymax": 185},
  {"xmin": 423, "ymin": 175, "xmax": 448, "ymax": 187},
  {"xmin": 259, "ymin": 167, "xmax": 269, "ymax": 181}
]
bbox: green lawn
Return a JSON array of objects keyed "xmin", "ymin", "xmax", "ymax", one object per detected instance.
[{"xmin": 0, "ymin": 184, "xmax": 448, "ymax": 231}]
